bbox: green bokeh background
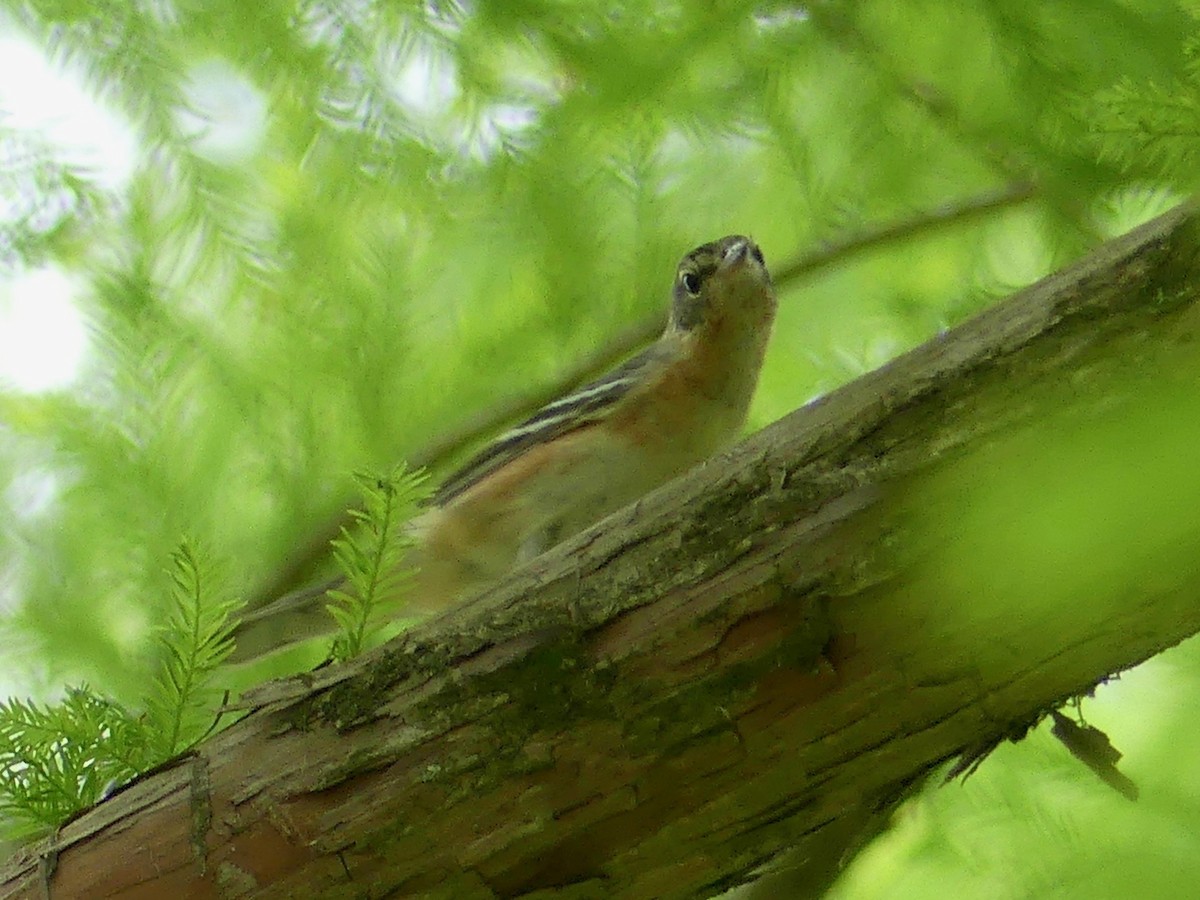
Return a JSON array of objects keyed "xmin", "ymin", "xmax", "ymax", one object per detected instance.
[{"xmin": 2, "ymin": 0, "xmax": 1200, "ymax": 894}]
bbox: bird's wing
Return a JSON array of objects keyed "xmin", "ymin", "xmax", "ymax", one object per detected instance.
[{"xmin": 430, "ymin": 340, "xmax": 670, "ymax": 506}]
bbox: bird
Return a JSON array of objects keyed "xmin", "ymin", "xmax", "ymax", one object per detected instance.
[{"xmin": 231, "ymin": 234, "xmax": 776, "ymax": 660}]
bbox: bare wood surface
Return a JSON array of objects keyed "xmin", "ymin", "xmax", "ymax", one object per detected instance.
[{"xmin": 4, "ymin": 202, "xmax": 1200, "ymax": 899}]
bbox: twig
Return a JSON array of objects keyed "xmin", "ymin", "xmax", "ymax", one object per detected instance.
[
  {"xmin": 803, "ymin": 4, "xmax": 1101, "ymax": 243},
  {"xmin": 772, "ymin": 181, "xmax": 1036, "ymax": 284}
]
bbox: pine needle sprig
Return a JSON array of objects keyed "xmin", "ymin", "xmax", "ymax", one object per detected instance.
[
  {"xmin": 0, "ymin": 688, "xmax": 146, "ymax": 839},
  {"xmin": 327, "ymin": 464, "xmax": 428, "ymax": 662},
  {"xmin": 144, "ymin": 540, "xmax": 241, "ymax": 759},
  {"xmin": 1090, "ymin": 29, "xmax": 1200, "ymax": 187},
  {"xmin": 0, "ymin": 538, "xmax": 242, "ymax": 841}
]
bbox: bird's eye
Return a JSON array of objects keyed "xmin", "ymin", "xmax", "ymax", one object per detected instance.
[{"xmin": 681, "ymin": 271, "xmax": 701, "ymax": 295}]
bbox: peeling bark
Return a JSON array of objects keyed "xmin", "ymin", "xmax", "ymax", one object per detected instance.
[{"xmin": 4, "ymin": 204, "xmax": 1200, "ymax": 899}]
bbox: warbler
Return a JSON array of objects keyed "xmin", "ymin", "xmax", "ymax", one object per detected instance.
[{"xmin": 233, "ymin": 234, "xmax": 776, "ymax": 657}]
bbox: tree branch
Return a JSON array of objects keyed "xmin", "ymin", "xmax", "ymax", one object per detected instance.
[{"xmin": 7, "ymin": 203, "xmax": 1198, "ymax": 899}]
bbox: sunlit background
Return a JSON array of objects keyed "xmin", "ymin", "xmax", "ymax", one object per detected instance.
[
  {"xmin": 0, "ymin": 35, "xmax": 124, "ymax": 394},
  {"xmin": 2, "ymin": 1, "xmax": 1200, "ymax": 896}
]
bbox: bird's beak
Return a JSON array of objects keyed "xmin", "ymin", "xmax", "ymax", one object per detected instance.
[
  {"xmin": 721, "ymin": 238, "xmax": 751, "ymax": 268},
  {"xmin": 719, "ymin": 238, "xmax": 767, "ymax": 282}
]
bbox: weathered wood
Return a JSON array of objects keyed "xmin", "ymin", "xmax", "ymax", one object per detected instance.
[{"xmin": 4, "ymin": 203, "xmax": 1200, "ymax": 899}]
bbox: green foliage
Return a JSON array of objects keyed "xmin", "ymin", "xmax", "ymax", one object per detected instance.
[
  {"xmin": 0, "ymin": 126, "xmax": 105, "ymax": 270},
  {"xmin": 144, "ymin": 540, "xmax": 239, "ymax": 758},
  {"xmin": 0, "ymin": 539, "xmax": 239, "ymax": 840},
  {"xmin": 0, "ymin": 688, "xmax": 144, "ymax": 840},
  {"xmin": 327, "ymin": 465, "xmax": 427, "ymax": 662},
  {"xmin": 1091, "ymin": 6, "xmax": 1200, "ymax": 189}
]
